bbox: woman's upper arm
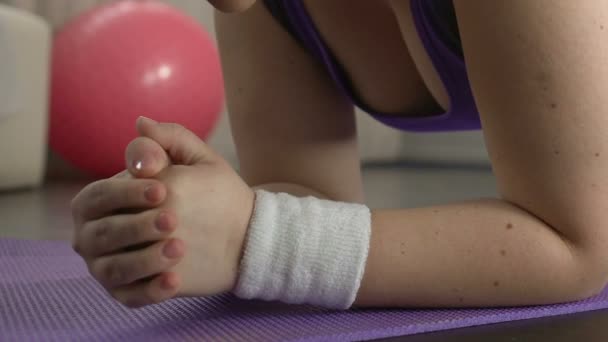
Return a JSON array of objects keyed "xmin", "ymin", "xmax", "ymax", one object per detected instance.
[
  {"xmin": 214, "ymin": 2, "xmax": 363, "ymax": 202},
  {"xmin": 454, "ymin": 1, "xmax": 608, "ymax": 262}
]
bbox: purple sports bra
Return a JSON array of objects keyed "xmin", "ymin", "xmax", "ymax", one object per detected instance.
[{"xmin": 263, "ymin": 0, "xmax": 481, "ymax": 132}]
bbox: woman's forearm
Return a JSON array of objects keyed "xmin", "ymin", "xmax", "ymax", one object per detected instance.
[
  {"xmin": 250, "ymin": 183, "xmax": 603, "ymax": 308},
  {"xmin": 355, "ymin": 198, "xmax": 601, "ymax": 308}
]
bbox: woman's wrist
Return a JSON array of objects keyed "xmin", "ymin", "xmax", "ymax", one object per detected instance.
[{"xmin": 233, "ymin": 189, "xmax": 372, "ymax": 309}]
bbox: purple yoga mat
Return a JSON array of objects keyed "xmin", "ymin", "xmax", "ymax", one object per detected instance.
[{"xmin": 2, "ymin": 239, "xmax": 608, "ymax": 342}]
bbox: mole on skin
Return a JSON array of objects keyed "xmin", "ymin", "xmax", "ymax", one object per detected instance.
[
  {"xmin": 493, "ymin": 281, "xmax": 500, "ymax": 287},
  {"xmin": 500, "ymin": 250, "xmax": 507, "ymax": 256},
  {"xmin": 506, "ymin": 223, "xmax": 513, "ymax": 230}
]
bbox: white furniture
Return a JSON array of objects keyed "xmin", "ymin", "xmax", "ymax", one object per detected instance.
[{"xmin": 0, "ymin": 4, "xmax": 50, "ymax": 190}]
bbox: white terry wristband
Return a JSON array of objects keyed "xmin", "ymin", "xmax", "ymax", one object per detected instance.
[{"xmin": 234, "ymin": 190, "xmax": 372, "ymax": 309}]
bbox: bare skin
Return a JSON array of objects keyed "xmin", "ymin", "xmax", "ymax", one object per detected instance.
[{"xmin": 70, "ymin": 0, "xmax": 608, "ymax": 308}]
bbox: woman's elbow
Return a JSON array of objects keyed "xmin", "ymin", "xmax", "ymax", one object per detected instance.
[{"xmin": 569, "ymin": 248, "xmax": 608, "ymax": 301}]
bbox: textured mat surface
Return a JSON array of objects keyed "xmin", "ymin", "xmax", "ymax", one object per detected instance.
[{"xmin": 1, "ymin": 239, "xmax": 608, "ymax": 341}]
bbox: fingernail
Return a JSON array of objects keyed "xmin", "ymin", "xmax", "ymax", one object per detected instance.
[
  {"xmin": 138, "ymin": 116, "xmax": 158, "ymax": 125},
  {"xmin": 133, "ymin": 160, "xmax": 144, "ymax": 171},
  {"xmin": 155, "ymin": 212, "xmax": 175, "ymax": 233},
  {"xmin": 163, "ymin": 239, "xmax": 183, "ymax": 259}
]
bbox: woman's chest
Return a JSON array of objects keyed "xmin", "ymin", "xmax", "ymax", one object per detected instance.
[{"xmin": 301, "ymin": 0, "xmax": 451, "ymax": 116}]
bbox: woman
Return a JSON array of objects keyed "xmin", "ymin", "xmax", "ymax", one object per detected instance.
[{"xmin": 71, "ymin": 0, "xmax": 608, "ymax": 309}]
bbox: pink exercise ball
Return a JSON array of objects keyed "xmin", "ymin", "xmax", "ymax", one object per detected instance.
[{"xmin": 50, "ymin": 0, "xmax": 224, "ymax": 178}]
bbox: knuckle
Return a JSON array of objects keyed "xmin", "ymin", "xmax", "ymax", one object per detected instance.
[
  {"xmin": 110, "ymin": 288, "xmax": 151, "ymax": 309},
  {"xmin": 143, "ymin": 286, "xmax": 162, "ymax": 305},
  {"xmin": 168, "ymin": 123, "xmax": 188, "ymax": 140},
  {"xmin": 135, "ymin": 255, "xmax": 153, "ymax": 275},
  {"xmin": 109, "ymin": 289, "xmax": 122, "ymax": 301},
  {"xmin": 117, "ymin": 295, "xmax": 141, "ymax": 308},
  {"xmin": 94, "ymin": 220, "xmax": 111, "ymax": 245},
  {"xmin": 96, "ymin": 260, "xmax": 126, "ymax": 286},
  {"xmin": 94, "ymin": 221, "xmax": 110, "ymax": 238},
  {"xmin": 86, "ymin": 181, "xmax": 108, "ymax": 212},
  {"xmin": 107, "ymin": 265, "xmax": 126, "ymax": 285},
  {"xmin": 70, "ymin": 194, "xmax": 87, "ymax": 221},
  {"xmin": 73, "ymin": 229, "xmax": 92, "ymax": 257},
  {"xmin": 90, "ymin": 181, "xmax": 106, "ymax": 202},
  {"xmin": 76, "ymin": 222, "xmax": 97, "ymax": 256},
  {"xmin": 71, "ymin": 181, "xmax": 106, "ymax": 219},
  {"xmin": 127, "ymin": 220, "xmax": 144, "ymax": 243},
  {"xmin": 168, "ymin": 122, "xmax": 185, "ymax": 131},
  {"xmin": 89, "ymin": 260, "xmax": 104, "ymax": 281},
  {"xmin": 127, "ymin": 181, "xmax": 145, "ymax": 204},
  {"xmin": 70, "ymin": 197, "xmax": 79, "ymax": 217},
  {"xmin": 111, "ymin": 291, "xmax": 134, "ymax": 308}
]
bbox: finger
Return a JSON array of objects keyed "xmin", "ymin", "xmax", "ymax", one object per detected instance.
[
  {"xmin": 90, "ymin": 239, "xmax": 185, "ymax": 288},
  {"xmin": 76, "ymin": 209, "xmax": 177, "ymax": 257},
  {"xmin": 111, "ymin": 272, "xmax": 181, "ymax": 308},
  {"xmin": 125, "ymin": 136, "xmax": 172, "ymax": 178},
  {"xmin": 136, "ymin": 116, "xmax": 216, "ymax": 165},
  {"xmin": 71, "ymin": 178, "xmax": 166, "ymax": 222}
]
